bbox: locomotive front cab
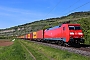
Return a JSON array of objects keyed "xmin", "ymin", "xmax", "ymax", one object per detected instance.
[{"xmin": 68, "ymin": 24, "xmax": 84, "ymax": 44}]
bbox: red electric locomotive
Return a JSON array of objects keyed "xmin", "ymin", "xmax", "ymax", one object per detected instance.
[
  {"xmin": 18, "ymin": 23, "xmax": 84, "ymax": 46},
  {"xmin": 44, "ymin": 23, "xmax": 84, "ymax": 46}
]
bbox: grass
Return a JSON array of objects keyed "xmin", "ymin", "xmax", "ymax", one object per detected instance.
[
  {"xmin": 0, "ymin": 39, "xmax": 34, "ymax": 60},
  {"xmin": 21, "ymin": 40, "xmax": 50, "ymax": 60},
  {"xmin": 21, "ymin": 40, "xmax": 90, "ymax": 60},
  {"xmin": 0, "ymin": 39, "xmax": 90, "ymax": 60}
]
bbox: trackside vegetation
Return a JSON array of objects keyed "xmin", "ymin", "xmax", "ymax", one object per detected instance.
[
  {"xmin": 0, "ymin": 39, "xmax": 90, "ymax": 60},
  {"xmin": 0, "ymin": 40, "xmax": 34, "ymax": 60},
  {"xmin": 20, "ymin": 39, "xmax": 90, "ymax": 60}
]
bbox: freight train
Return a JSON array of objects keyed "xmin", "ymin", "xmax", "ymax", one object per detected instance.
[{"xmin": 18, "ymin": 23, "xmax": 84, "ymax": 46}]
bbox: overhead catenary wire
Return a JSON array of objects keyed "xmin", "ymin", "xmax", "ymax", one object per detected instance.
[
  {"xmin": 64, "ymin": 1, "xmax": 90, "ymax": 15},
  {"xmin": 43, "ymin": 0, "xmax": 90, "ymax": 20},
  {"xmin": 61, "ymin": 0, "xmax": 81, "ymax": 13},
  {"xmin": 43, "ymin": 0, "xmax": 62, "ymax": 19}
]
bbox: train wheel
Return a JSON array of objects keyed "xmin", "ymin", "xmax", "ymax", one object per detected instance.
[
  {"xmin": 63, "ymin": 43, "xmax": 69, "ymax": 47},
  {"xmin": 46, "ymin": 40, "xmax": 49, "ymax": 43},
  {"xmin": 58, "ymin": 40, "xmax": 64, "ymax": 46}
]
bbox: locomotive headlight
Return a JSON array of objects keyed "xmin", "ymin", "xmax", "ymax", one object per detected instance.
[
  {"xmin": 81, "ymin": 36, "xmax": 83, "ymax": 38},
  {"xmin": 78, "ymin": 32, "xmax": 83, "ymax": 35},
  {"xmin": 70, "ymin": 32, "xmax": 74, "ymax": 35}
]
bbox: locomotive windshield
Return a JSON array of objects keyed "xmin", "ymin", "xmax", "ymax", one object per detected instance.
[{"xmin": 69, "ymin": 26, "xmax": 81, "ymax": 30}]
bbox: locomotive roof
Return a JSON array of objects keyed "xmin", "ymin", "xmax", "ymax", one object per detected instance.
[
  {"xmin": 46, "ymin": 25, "xmax": 60, "ymax": 30},
  {"xmin": 67, "ymin": 24, "xmax": 80, "ymax": 26},
  {"xmin": 45, "ymin": 24, "xmax": 80, "ymax": 31}
]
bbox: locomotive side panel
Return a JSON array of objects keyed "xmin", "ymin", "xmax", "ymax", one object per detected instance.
[
  {"xmin": 44, "ymin": 26, "xmax": 63, "ymax": 40},
  {"xmin": 61, "ymin": 24, "xmax": 69, "ymax": 42}
]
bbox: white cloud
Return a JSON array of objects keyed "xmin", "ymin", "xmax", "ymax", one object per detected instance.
[
  {"xmin": 0, "ymin": 6, "xmax": 58, "ymax": 20},
  {"xmin": 0, "ymin": 6, "xmax": 47, "ymax": 21},
  {"xmin": 0, "ymin": 6, "xmax": 59, "ymax": 29}
]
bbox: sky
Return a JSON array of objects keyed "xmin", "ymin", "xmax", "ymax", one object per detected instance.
[{"xmin": 0, "ymin": 0, "xmax": 90, "ymax": 29}]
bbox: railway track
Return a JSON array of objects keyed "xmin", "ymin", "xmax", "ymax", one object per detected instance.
[
  {"xmin": 71, "ymin": 44, "xmax": 90, "ymax": 52},
  {"xmin": 19, "ymin": 40, "xmax": 36, "ymax": 60},
  {"xmin": 29, "ymin": 40, "xmax": 90, "ymax": 57}
]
